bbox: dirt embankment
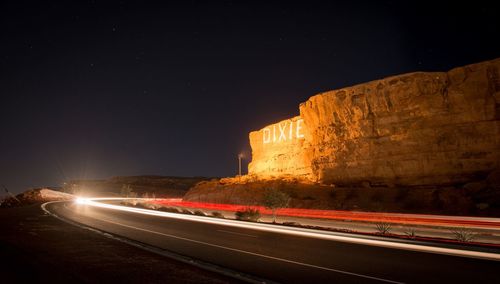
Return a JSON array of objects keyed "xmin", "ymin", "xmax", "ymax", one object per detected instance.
[
  {"xmin": 0, "ymin": 188, "xmax": 73, "ymax": 208},
  {"xmin": 184, "ymin": 172, "xmax": 500, "ymax": 217}
]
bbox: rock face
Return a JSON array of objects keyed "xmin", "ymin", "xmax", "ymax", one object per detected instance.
[
  {"xmin": 249, "ymin": 116, "xmax": 313, "ymax": 178},
  {"xmin": 248, "ymin": 58, "xmax": 500, "ymax": 187}
]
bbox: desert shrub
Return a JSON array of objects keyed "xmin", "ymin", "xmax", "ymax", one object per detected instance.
[
  {"xmin": 211, "ymin": 211, "xmax": 224, "ymax": 218},
  {"xmin": 404, "ymin": 228, "xmax": 417, "ymax": 239},
  {"xmin": 193, "ymin": 210, "xmax": 206, "ymax": 216},
  {"xmin": 158, "ymin": 207, "xmax": 180, "ymax": 213},
  {"xmin": 263, "ymin": 188, "xmax": 290, "ymax": 223},
  {"xmin": 285, "ymin": 190, "xmax": 298, "ymax": 199},
  {"xmin": 181, "ymin": 208, "xmax": 193, "ymax": 215},
  {"xmin": 451, "ymin": 228, "xmax": 476, "ymax": 242},
  {"xmin": 122, "ymin": 199, "xmax": 138, "ymax": 206},
  {"xmin": 375, "ymin": 222, "xmax": 392, "ymax": 234},
  {"xmin": 134, "ymin": 202, "xmax": 148, "ymax": 209},
  {"xmin": 235, "ymin": 208, "xmax": 261, "ymax": 222},
  {"xmin": 120, "ymin": 184, "xmax": 133, "ymax": 197}
]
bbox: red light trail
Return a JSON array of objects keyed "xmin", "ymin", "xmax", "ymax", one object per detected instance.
[{"xmin": 152, "ymin": 199, "xmax": 500, "ymax": 229}]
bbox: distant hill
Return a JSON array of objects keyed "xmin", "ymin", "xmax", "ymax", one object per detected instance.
[{"xmin": 65, "ymin": 175, "xmax": 215, "ymax": 198}]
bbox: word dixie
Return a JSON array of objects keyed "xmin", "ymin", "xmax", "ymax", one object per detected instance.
[{"xmin": 262, "ymin": 119, "xmax": 305, "ymax": 144}]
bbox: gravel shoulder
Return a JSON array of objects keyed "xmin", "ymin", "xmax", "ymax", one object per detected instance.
[{"xmin": 0, "ymin": 203, "xmax": 240, "ymax": 283}]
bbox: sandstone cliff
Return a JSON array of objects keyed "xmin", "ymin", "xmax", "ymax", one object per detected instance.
[
  {"xmin": 248, "ymin": 58, "xmax": 500, "ymax": 187},
  {"xmin": 249, "ymin": 116, "xmax": 313, "ymax": 178}
]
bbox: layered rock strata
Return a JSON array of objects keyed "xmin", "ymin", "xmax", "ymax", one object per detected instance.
[{"xmin": 248, "ymin": 58, "xmax": 500, "ymax": 186}]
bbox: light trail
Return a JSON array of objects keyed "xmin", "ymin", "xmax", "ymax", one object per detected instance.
[
  {"xmin": 74, "ymin": 198, "xmax": 500, "ymax": 261},
  {"xmin": 151, "ymin": 199, "xmax": 500, "ymax": 229}
]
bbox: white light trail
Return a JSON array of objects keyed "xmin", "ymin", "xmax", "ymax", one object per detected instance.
[{"xmin": 74, "ymin": 198, "xmax": 500, "ymax": 261}]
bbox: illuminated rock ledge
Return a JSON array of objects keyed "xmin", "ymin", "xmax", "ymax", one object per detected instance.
[{"xmin": 248, "ymin": 58, "xmax": 500, "ymax": 187}]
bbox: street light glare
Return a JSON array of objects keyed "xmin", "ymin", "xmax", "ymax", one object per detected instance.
[{"xmin": 75, "ymin": 197, "xmax": 89, "ymax": 205}]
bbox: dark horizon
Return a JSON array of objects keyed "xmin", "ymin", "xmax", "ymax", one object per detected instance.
[{"xmin": 1, "ymin": 1, "xmax": 499, "ymax": 193}]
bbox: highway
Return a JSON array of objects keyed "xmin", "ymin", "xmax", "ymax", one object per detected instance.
[{"xmin": 44, "ymin": 199, "xmax": 500, "ymax": 283}]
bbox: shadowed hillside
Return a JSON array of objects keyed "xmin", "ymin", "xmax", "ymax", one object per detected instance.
[
  {"xmin": 65, "ymin": 175, "xmax": 215, "ymax": 198},
  {"xmin": 184, "ymin": 174, "xmax": 500, "ymax": 217}
]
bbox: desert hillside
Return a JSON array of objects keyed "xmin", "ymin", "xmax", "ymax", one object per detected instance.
[
  {"xmin": 65, "ymin": 175, "xmax": 214, "ymax": 198},
  {"xmin": 184, "ymin": 173, "xmax": 500, "ymax": 217}
]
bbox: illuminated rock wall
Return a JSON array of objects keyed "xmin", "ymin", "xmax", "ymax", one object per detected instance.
[
  {"xmin": 248, "ymin": 116, "xmax": 313, "ymax": 178},
  {"xmin": 248, "ymin": 58, "xmax": 500, "ymax": 186}
]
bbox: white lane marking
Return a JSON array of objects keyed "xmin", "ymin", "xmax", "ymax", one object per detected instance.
[
  {"xmin": 217, "ymin": 229, "xmax": 258, "ymax": 238},
  {"xmin": 96, "ymin": 216, "xmax": 403, "ymax": 284},
  {"xmin": 42, "ymin": 202, "xmax": 272, "ymax": 284},
  {"xmin": 79, "ymin": 198, "xmax": 500, "ymax": 261}
]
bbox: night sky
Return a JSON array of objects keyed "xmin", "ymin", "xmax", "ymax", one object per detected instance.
[{"xmin": 1, "ymin": 1, "xmax": 499, "ymax": 193}]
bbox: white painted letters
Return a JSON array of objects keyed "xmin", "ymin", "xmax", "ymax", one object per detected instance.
[
  {"xmin": 262, "ymin": 119, "xmax": 305, "ymax": 144},
  {"xmin": 263, "ymin": 128, "xmax": 271, "ymax": 144},
  {"xmin": 296, "ymin": 119, "xmax": 304, "ymax": 138},
  {"xmin": 278, "ymin": 122, "xmax": 287, "ymax": 142}
]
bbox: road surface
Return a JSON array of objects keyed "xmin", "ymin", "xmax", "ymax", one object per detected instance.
[{"xmin": 45, "ymin": 200, "xmax": 500, "ymax": 283}]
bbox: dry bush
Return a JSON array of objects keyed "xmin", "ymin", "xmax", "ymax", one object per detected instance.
[
  {"xmin": 375, "ymin": 222, "xmax": 392, "ymax": 234},
  {"xmin": 451, "ymin": 228, "xmax": 476, "ymax": 242},
  {"xmin": 193, "ymin": 210, "xmax": 206, "ymax": 216},
  {"xmin": 235, "ymin": 208, "xmax": 261, "ymax": 222},
  {"xmin": 211, "ymin": 211, "xmax": 224, "ymax": 218},
  {"xmin": 404, "ymin": 228, "xmax": 417, "ymax": 239}
]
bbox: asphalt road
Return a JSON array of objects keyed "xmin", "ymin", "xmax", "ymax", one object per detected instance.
[{"xmin": 46, "ymin": 201, "xmax": 500, "ymax": 284}]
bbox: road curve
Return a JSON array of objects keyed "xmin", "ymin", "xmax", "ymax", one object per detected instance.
[{"xmin": 44, "ymin": 199, "xmax": 500, "ymax": 284}]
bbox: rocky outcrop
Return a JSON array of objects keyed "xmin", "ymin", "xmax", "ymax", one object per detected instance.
[{"xmin": 248, "ymin": 58, "xmax": 500, "ymax": 187}]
